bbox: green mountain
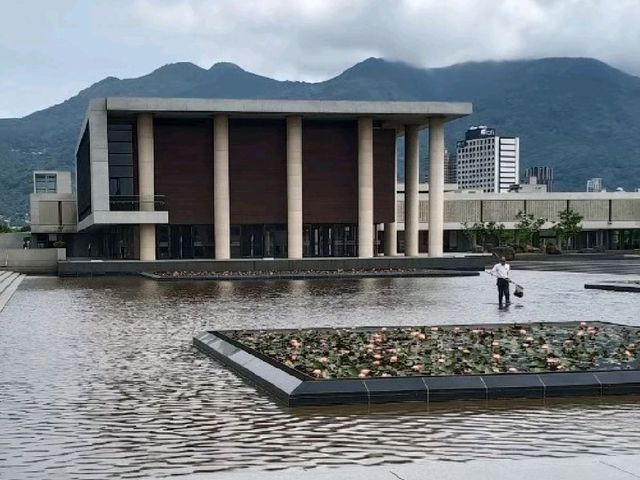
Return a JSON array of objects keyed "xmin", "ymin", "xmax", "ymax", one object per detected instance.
[{"xmin": 2, "ymin": 57, "xmax": 640, "ymax": 224}]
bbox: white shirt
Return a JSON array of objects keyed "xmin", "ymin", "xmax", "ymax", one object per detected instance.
[{"xmin": 491, "ymin": 263, "xmax": 510, "ymax": 279}]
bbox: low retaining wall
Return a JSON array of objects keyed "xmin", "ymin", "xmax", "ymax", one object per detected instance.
[
  {"xmin": 58, "ymin": 255, "xmax": 492, "ymax": 277},
  {"xmin": 0, "ymin": 248, "xmax": 66, "ymax": 274}
]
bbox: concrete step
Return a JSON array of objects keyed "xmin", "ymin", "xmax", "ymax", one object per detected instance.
[
  {"xmin": 0, "ymin": 272, "xmax": 18, "ymax": 294},
  {"xmin": 0, "ymin": 270, "xmax": 12, "ymax": 283},
  {"xmin": 0, "ymin": 272, "xmax": 25, "ymax": 313}
]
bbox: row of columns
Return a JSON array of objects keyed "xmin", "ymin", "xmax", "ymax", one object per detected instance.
[{"xmin": 135, "ymin": 114, "xmax": 445, "ymax": 261}]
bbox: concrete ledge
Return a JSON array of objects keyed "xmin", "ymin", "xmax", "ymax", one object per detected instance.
[
  {"xmin": 142, "ymin": 269, "xmax": 479, "ymax": 282},
  {"xmin": 585, "ymin": 281, "xmax": 640, "ymax": 292},
  {"xmin": 194, "ymin": 322, "xmax": 640, "ymax": 407},
  {"xmin": 59, "ymin": 255, "xmax": 491, "ymax": 277},
  {"xmin": 1, "ymin": 248, "xmax": 65, "ymax": 274}
]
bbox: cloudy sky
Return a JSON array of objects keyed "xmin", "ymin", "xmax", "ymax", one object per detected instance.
[{"xmin": 1, "ymin": 0, "xmax": 639, "ymax": 118}]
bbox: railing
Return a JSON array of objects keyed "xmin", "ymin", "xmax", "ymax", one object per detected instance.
[{"xmin": 109, "ymin": 195, "xmax": 166, "ymax": 211}]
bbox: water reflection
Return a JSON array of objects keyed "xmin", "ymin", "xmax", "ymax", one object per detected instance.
[{"xmin": 1, "ymin": 272, "xmax": 639, "ymax": 479}]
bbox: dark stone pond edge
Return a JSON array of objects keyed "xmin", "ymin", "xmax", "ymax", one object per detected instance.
[
  {"xmin": 585, "ymin": 282, "xmax": 640, "ymax": 292},
  {"xmin": 193, "ymin": 325, "xmax": 640, "ymax": 407},
  {"xmin": 144, "ymin": 269, "xmax": 479, "ymax": 282}
]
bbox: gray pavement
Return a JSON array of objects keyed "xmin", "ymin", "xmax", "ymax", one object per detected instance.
[{"xmin": 191, "ymin": 455, "xmax": 640, "ymax": 480}]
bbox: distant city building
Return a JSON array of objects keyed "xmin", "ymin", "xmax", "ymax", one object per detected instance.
[
  {"xmin": 443, "ymin": 148, "xmax": 458, "ymax": 185},
  {"xmin": 456, "ymin": 126, "xmax": 519, "ymax": 193},
  {"xmin": 523, "ymin": 166, "xmax": 554, "ymax": 192},
  {"xmin": 587, "ymin": 177, "xmax": 604, "ymax": 192}
]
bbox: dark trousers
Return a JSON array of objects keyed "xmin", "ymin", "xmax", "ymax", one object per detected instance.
[{"xmin": 497, "ymin": 278, "xmax": 510, "ymax": 306}]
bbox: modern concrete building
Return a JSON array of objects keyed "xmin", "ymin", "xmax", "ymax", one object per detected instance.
[
  {"xmin": 443, "ymin": 148, "xmax": 458, "ymax": 185},
  {"xmin": 523, "ymin": 166, "xmax": 554, "ymax": 192},
  {"xmin": 396, "ymin": 190, "xmax": 640, "ymax": 251},
  {"xmin": 456, "ymin": 126, "xmax": 520, "ymax": 193},
  {"xmin": 587, "ymin": 177, "xmax": 605, "ymax": 192},
  {"xmin": 73, "ymin": 98, "xmax": 472, "ymax": 260},
  {"xmin": 30, "ymin": 171, "xmax": 77, "ymax": 248}
]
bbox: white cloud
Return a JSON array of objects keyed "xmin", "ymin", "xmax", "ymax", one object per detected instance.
[{"xmin": 1, "ymin": 0, "xmax": 639, "ymax": 117}]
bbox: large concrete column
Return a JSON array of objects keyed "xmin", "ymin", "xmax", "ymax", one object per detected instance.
[
  {"xmin": 287, "ymin": 116, "xmax": 303, "ymax": 259},
  {"xmin": 358, "ymin": 117, "xmax": 374, "ymax": 258},
  {"xmin": 404, "ymin": 125, "xmax": 419, "ymax": 256},
  {"xmin": 214, "ymin": 114, "xmax": 230, "ymax": 260},
  {"xmin": 384, "ymin": 127, "xmax": 401, "ymax": 256},
  {"xmin": 137, "ymin": 113, "xmax": 156, "ymax": 261},
  {"xmin": 428, "ymin": 117, "xmax": 445, "ymax": 257}
]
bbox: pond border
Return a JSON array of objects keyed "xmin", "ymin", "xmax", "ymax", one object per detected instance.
[{"xmin": 193, "ymin": 322, "xmax": 640, "ymax": 407}]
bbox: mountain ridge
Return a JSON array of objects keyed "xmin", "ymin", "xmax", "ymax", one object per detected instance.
[{"xmin": 1, "ymin": 56, "xmax": 639, "ymax": 223}]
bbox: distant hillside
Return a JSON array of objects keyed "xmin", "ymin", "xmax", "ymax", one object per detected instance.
[{"xmin": 2, "ymin": 56, "xmax": 640, "ymax": 223}]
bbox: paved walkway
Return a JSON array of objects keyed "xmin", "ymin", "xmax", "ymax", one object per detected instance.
[{"xmin": 197, "ymin": 455, "xmax": 640, "ymax": 480}]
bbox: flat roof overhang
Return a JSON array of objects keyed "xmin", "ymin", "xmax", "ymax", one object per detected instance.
[{"xmin": 104, "ymin": 97, "xmax": 472, "ymax": 127}]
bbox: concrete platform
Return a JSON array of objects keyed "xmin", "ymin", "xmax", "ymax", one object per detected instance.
[
  {"xmin": 200, "ymin": 454, "xmax": 640, "ymax": 480},
  {"xmin": 58, "ymin": 255, "xmax": 491, "ymax": 277}
]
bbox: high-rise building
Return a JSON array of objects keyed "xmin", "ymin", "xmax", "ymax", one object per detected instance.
[
  {"xmin": 443, "ymin": 148, "xmax": 458, "ymax": 185},
  {"xmin": 523, "ymin": 166, "xmax": 554, "ymax": 192},
  {"xmin": 456, "ymin": 126, "xmax": 519, "ymax": 193},
  {"xmin": 587, "ymin": 177, "xmax": 604, "ymax": 192}
]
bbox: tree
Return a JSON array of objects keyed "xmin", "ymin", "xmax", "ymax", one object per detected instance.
[
  {"xmin": 514, "ymin": 211, "xmax": 546, "ymax": 248},
  {"xmin": 461, "ymin": 221, "xmax": 485, "ymax": 250},
  {"xmin": 0, "ymin": 224, "xmax": 12, "ymax": 233},
  {"xmin": 485, "ymin": 221, "xmax": 508, "ymax": 246},
  {"xmin": 553, "ymin": 209, "xmax": 583, "ymax": 250}
]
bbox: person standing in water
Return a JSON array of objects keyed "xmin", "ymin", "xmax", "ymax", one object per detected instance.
[{"xmin": 491, "ymin": 256, "xmax": 511, "ymax": 308}]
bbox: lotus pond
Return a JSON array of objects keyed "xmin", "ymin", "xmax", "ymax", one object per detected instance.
[{"xmin": 229, "ymin": 322, "xmax": 640, "ymax": 379}]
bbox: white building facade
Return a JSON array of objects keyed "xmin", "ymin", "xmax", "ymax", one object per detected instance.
[{"xmin": 456, "ymin": 126, "xmax": 519, "ymax": 193}]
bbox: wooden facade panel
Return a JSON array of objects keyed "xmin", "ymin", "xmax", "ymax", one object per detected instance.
[
  {"xmin": 154, "ymin": 119, "xmax": 214, "ymax": 225},
  {"xmin": 229, "ymin": 119, "xmax": 287, "ymax": 224},
  {"xmin": 302, "ymin": 120, "xmax": 359, "ymax": 224},
  {"xmin": 373, "ymin": 128, "xmax": 396, "ymax": 224}
]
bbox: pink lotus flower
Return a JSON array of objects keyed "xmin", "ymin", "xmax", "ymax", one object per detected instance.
[
  {"xmin": 319, "ymin": 357, "xmax": 329, "ymax": 365},
  {"xmin": 438, "ymin": 358, "xmax": 446, "ymax": 363},
  {"xmin": 492, "ymin": 353, "xmax": 501, "ymax": 362},
  {"xmin": 525, "ymin": 336, "xmax": 534, "ymax": 343},
  {"xmin": 417, "ymin": 333, "xmax": 426, "ymax": 341},
  {"xmin": 373, "ymin": 353, "xmax": 382, "ymax": 360},
  {"xmin": 312, "ymin": 369, "xmax": 323, "ymax": 378},
  {"xmin": 519, "ymin": 329, "xmax": 528, "ymax": 335},
  {"xmin": 453, "ymin": 327, "xmax": 461, "ymax": 333},
  {"xmin": 541, "ymin": 344, "xmax": 549, "ymax": 351},
  {"xmin": 290, "ymin": 354, "xmax": 298, "ymax": 361},
  {"xmin": 389, "ymin": 356, "xmax": 398, "ymax": 363},
  {"xmin": 410, "ymin": 331, "xmax": 421, "ymax": 337},
  {"xmin": 625, "ymin": 350, "xmax": 633, "ymax": 357},
  {"xmin": 492, "ymin": 341, "xmax": 500, "ymax": 347},
  {"xmin": 411, "ymin": 364, "xmax": 424, "ymax": 372},
  {"xmin": 430, "ymin": 327, "xmax": 439, "ymax": 332},
  {"xmin": 580, "ymin": 321, "xmax": 587, "ymax": 327},
  {"xmin": 359, "ymin": 368, "xmax": 371, "ymax": 376},
  {"xmin": 508, "ymin": 367, "xmax": 518, "ymax": 373},
  {"xmin": 290, "ymin": 339, "xmax": 301, "ymax": 348},
  {"xmin": 372, "ymin": 360, "xmax": 381, "ymax": 366},
  {"xmin": 381, "ymin": 373, "xmax": 391, "ymax": 377}
]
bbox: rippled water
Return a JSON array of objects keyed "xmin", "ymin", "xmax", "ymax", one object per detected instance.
[{"xmin": 1, "ymin": 271, "xmax": 640, "ymax": 479}]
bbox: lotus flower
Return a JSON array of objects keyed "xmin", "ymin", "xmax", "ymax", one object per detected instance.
[
  {"xmin": 430, "ymin": 327, "xmax": 439, "ymax": 332},
  {"xmin": 508, "ymin": 367, "xmax": 518, "ymax": 373},
  {"xmin": 373, "ymin": 353, "xmax": 382, "ymax": 360},
  {"xmin": 319, "ymin": 357, "xmax": 329, "ymax": 365},
  {"xmin": 410, "ymin": 331, "xmax": 421, "ymax": 338},
  {"xmin": 417, "ymin": 333, "xmax": 427, "ymax": 341},
  {"xmin": 492, "ymin": 353, "xmax": 501, "ymax": 362},
  {"xmin": 389, "ymin": 356, "xmax": 398, "ymax": 363},
  {"xmin": 312, "ymin": 369, "xmax": 323, "ymax": 378},
  {"xmin": 492, "ymin": 341, "xmax": 500, "ymax": 347},
  {"xmin": 359, "ymin": 369, "xmax": 371, "ymax": 377},
  {"xmin": 411, "ymin": 364, "xmax": 424, "ymax": 372},
  {"xmin": 372, "ymin": 360, "xmax": 381, "ymax": 366},
  {"xmin": 290, "ymin": 339, "xmax": 301, "ymax": 349}
]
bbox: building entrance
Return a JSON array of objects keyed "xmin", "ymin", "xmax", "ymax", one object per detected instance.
[
  {"xmin": 231, "ymin": 224, "xmax": 287, "ymax": 258},
  {"xmin": 303, "ymin": 224, "xmax": 357, "ymax": 257}
]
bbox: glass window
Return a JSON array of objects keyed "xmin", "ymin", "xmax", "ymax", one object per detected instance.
[{"xmin": 35, "ymin": 173, "xmax": 57, "ymax": 193}]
